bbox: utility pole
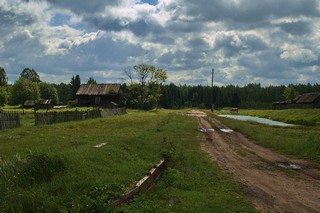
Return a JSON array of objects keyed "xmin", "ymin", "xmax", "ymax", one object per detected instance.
[{"xmin": 211, "ymin": 68, "xmax": 214, "ymax": 112}]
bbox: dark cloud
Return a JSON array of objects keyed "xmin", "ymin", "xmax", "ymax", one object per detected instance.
[
  {"xmin": 148, "ymin": 35, "xmax": 175, "ymax": 45},
  {"xmin": 183, "ymin": 0, "xmax": 320, "ymax": 23},
  {"xmin": 0, "ymin": 7, "xmax": 35, "ymax": 38},
  {"xmin": 84, "ymin": 15, "xmax": 165, "ymax": 37},
  {"xmin": 214, "ymin": 33, "xmax": 267, "ymax": 57},
  {"xmin": 1, "ymin": 31, "xmax": 45, "ymax": 59},
  {"xmin": 167, "ymin": 20, "xmax": 204, "ymax": 33},
  {"xmin": 44, "ymin": 0, "xmax": 119, "ymax": 14},
  {"xmin": 278, "ymin": 21, "xmax": 312, "ymax": 35}
]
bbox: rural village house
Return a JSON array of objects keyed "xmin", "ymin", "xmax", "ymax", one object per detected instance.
[
  {"xmin": 273, "ymin": 93, "xmax": 320, "ymax": 110},
  {"xmin": 76, "ymin": 83, "xmax": 121, "ymax": 107}
]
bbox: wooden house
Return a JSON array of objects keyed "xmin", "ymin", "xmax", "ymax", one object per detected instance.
[
  {"xmin": 294, "ymin": 93, "xmax": 320, "ymax": 108},
  {"xmin": 76, "ymin": 84, "xmax": 121, "ymax": 107},
  {"xmin": 273, "ymin": 93, "xmax": 320, "ymax": 109}
]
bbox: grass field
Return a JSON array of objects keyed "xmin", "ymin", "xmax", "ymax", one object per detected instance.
[
  {"xmin": 0, "ymin": 110, "xmax": 256, "ymax": 212},
  {"xmin": 210, "ymin": 109, "xmax": 320, "ymax": 164}
]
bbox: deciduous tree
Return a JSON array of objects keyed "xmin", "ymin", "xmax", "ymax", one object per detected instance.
[
  {"xmin": 39, "ymin": 82, "xmax": 59, "ymax": 105},
  {"xmin": 0, "ymin": 87, "xmax": 8, "ymax": 106},
  {"xmin": 10, "ymin": 77, "xmax": 40, "ymax": 105},
  {"xmin": 283, "ymin": 85, "xmax": 298, "ymax": 103},
  {"xmin": 125, "ymin": 64, "xmax": 167, "ymax": 109},
  {"xmin": 20, "ymin": 68, "xmax": 41, "ymax": 83},
  {"xmin": 0, "ymin": 67, "xmax": 8, "ymax": 86}
]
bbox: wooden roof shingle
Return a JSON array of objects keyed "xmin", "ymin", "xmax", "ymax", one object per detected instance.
[
  {"xmin": 295, "ymin": 93, "xmax": 320, "ymax": 104},
  {"xmin": 76, "ymin": 84, "xmax": 121, "ymax": 96}
]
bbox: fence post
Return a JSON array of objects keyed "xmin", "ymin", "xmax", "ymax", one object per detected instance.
[{"xmin": 34, "ymin": 108, "xmax": 37, "ymax": 126}]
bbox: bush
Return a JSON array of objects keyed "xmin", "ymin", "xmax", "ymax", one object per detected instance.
[{"xmin": 67, "ymin": 99, "xmax": 78, "ymax": 108}]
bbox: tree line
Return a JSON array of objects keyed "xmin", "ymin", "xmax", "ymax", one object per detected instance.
[
  {"xmin": 1, "ymin": 65, "xmax": 319, "ymax": 109},
  {"xmin": 159, "ymin": 83, "xmax": 320, "ymax": 109},
  {"xmin": 0, "ymin": 67, "xmax": 84, "ymax": 107}
]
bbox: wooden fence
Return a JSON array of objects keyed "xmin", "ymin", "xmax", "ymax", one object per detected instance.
[
  {"xmin": 35, "ymin": 109, "xmax": 101, "ymax": 125},
  {"xmin": 0, "ymin": 112, "xmax": 20, "ymax": 130},
  {"xmin": 35, "ymin": 107, "xmax": 127, "ymax": 125}
]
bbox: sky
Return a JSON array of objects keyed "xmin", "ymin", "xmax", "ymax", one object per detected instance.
[{"xmin": 0, "ymin": 0, "xmax": 320, "ymax": 86}]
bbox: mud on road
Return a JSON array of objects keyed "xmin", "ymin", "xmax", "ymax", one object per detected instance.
[{"xmin": 187, "ymin": 110, "xmax": 320, "ymax": 213}]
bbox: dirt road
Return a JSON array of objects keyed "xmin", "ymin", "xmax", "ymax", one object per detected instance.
[{"xmin": 187, "ymin": 110, "xmax": 320, "ymax": 213}]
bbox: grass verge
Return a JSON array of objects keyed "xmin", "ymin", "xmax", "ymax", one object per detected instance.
[{"xmin": 210, "ymin": 113, "xmax": 320, "ymax": 164}]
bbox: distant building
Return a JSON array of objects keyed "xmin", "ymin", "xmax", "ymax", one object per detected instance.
[
  {"xmin": 76, "ymin": 84, "xmax": 121, "ymax": 107},
  {"xmin": 273, "ymin": 93, "xmax": 320, "ymax": 109},
  {"xmin": 23, "ymin": 99, "xmax": 53, "ymax": 109}
]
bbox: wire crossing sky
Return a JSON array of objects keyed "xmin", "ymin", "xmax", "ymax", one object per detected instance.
[{"xmin": 0, "ymin": 0, "xmax": 319, "ymax": 86}]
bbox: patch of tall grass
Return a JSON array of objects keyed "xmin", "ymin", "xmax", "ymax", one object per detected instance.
[{"xmin": 0, "ymin": 153, "xmax": 65, "ymax": 211}]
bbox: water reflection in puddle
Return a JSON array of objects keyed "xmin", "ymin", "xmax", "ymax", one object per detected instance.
[
  {"xmin": 199, "ymin": 128, "xmax": 215, "ymax": 133},
  {"xmin": 219, "ymin": 115, "xmax": 296, "ymax": 127},
  {"xmin": 220, "ymin": 128, "xmax": 234, "ymax": 133},
  {"xmin": 276, "ymin": 162, "xmax": 302, "ymax": 170}
]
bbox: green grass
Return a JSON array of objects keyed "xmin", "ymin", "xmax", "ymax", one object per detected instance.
[
  {"xmin": 210, "ymin": 113, "xmax": 320, "ymax": 164},
  {"xmin": 0, "ymin": 110, "xmax": 256, "ymax": 212}
]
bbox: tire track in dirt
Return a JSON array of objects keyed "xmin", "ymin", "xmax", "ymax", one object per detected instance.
[{"xmin": 188, "ymin": 111, "xmax": 320, "ymax": 213}]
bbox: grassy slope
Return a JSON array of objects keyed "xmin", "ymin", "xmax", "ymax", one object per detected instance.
[
  {"xmin": 210, "ymin": 110, "xmax": 320, "ymax": 164},
  {"xmin": 0, "ymin": 110, "xmax": 255, "ymax": 212}
]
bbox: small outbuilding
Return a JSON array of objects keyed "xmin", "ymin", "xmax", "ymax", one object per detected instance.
[
  {"xmin": 23, "ymin": 99, "xmax": 53, "ymax": 109},
  {"xmin": 76, "ymin": 84, "xmax": 121, "ymax": 107}
]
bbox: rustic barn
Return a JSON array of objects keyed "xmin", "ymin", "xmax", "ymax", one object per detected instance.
[
  {"xmin": 294, "ymin": 93, "xmax": 320, "ymax": 108},
  {"xmin": 23, "ymin": 99, "xmax": 53, "ymax": 109},
  {"xmin": 273, "ymin": 93, "xmax": 320, "ymax": 109},
  {"xmin": 76, "ymin": 84, "xmax": 121, "ymax": 107}
]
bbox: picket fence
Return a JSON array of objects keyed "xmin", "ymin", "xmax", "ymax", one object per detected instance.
[
  {"xmin": 0, "ymin": 112, "xmax": 21, "ymax": 130},
  {"xmin": 35, "ymin": 107, "xmax": 127, "ymax": 125},
  {"xmin": 35, "ymin": 109, "xmax": 101, "ymax": 125}
]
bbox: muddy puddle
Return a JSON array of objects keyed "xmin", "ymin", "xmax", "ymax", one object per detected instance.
[
  {"xmin": 219, "ymin": 115, "xmax": 296, "ymax": 127},
  {"xmin": 276, "ymin": 162, "xmax": 302, "ymax": 170},
  {"xmin": 220, "ymin": 128, "xmax": 234, "ymax": 133},
  {"xmin": 199, "ymin": 128, "xmax": 215, "ymax": 133}
]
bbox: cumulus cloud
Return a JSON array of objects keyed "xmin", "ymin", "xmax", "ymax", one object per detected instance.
[
  {"xmin": 280, "ymin": 45, "xmax": 318, "ymax": 63},
  {"xmin": 1, "ymin": 0, "xmax": 320, "ymax": 85}
]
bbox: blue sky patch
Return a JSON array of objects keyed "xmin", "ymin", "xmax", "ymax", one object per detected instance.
[{"xmin": 141, "ymin": 0, "xmax": 158, "ymax": 5}]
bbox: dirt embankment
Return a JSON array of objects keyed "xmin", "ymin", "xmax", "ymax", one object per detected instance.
[{"xmin": 188, "ymin": 110, "xmax": 320, "ymax": 213}]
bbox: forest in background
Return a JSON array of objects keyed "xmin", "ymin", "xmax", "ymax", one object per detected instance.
[
  {"xmin": 158, "ymin": 83, "xmax": 320, "ymax": 109},
  {"xmin": 1, "ymin": 67, "xmax": 320, "ymax": 109}
]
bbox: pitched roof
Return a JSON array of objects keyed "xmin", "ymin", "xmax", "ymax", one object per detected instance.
[
  {"xmin": 295, "ymin": 93, "xmax": 320, "ymax": 103},
  {"xmin": 23, "ymin": 99, "xmax": 52, "ymax": 106},
  {"xmin": 76, "ymin": 84, "xmax": 121, "ymax": 96}
]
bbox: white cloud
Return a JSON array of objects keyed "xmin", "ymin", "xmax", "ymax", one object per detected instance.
[{"xmin": 280, "ymin": 47, "xmax": 318, "ymax": 63}]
